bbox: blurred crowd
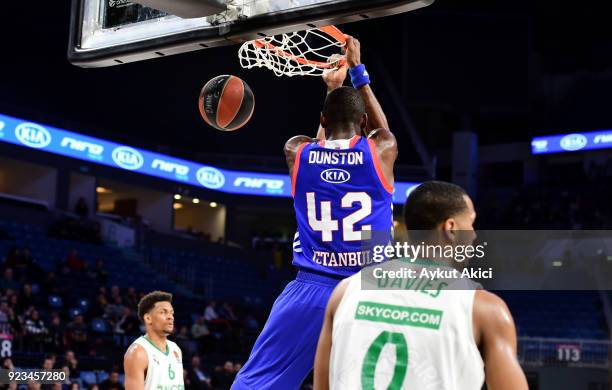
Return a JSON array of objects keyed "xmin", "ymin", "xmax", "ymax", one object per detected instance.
[
  {"xmin": 480, "ymin": 161, "xmax": 612, "ymax": 229},
  {"xmin": 0, "ymin": 244, "xmax": 259, "ymax": 390}
]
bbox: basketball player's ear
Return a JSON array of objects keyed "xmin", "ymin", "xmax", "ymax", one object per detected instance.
[
  {"xmin": 144, "ymin": 313, "xmax": 151, "ymax": 326},
  {"xmin": 361, "ymin": 113, "xmax": 368, "ymax": 133},
  {"xmin": 320, "ymin": 112, "xmax": 327, "ymax": 129},
  {"xmin": 442, "ymin": 218, "xmax": 457, "ymax": 243}
]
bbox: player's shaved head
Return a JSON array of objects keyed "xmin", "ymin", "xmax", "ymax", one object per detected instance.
[
  {"xmin": 322, "ymin": 86, "xmax": 366, "ymax": 126},
  {"xmin": 404, "ymin": 181, "xmax": 469, "ymax": 230}
]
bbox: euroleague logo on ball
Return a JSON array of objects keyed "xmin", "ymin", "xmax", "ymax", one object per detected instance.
[
  {"xmin": 199, "ymin": 75, "xmax": 255, "ymax": 131},
  {"xmin": 112, "ymin": 146, "xmax": 144, "ymax": 170},
  {"xmin": 196, "ymin": 167, "xmax": 225, "ymax": 189}
]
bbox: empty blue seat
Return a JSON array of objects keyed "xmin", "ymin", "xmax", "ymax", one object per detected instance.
[
  {"xmin": 80, "ymin": 371, "xmax": 97, "ymax": 385},
  {"xmin": 78, "ymin": 298, "xmax": 90, "ymax": 311},
  {"xmin": 48, "ymin": 295, "xmax": 63, "ymax": 308},
  {"xmin": 92, "ymin": 318, "xmax": 108, "ymax": 333},
  {"xmin": 97, "ymin": 372, "xmax": 109, "ymax": 383}
]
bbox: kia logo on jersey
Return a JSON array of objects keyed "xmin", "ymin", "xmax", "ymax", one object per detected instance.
[{"xmin": 320, "ymin": 168, "xmax": 350, "ymax": 184}]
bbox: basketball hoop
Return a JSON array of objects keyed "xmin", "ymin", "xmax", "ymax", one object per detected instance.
[{"xmin": 238, "ymin": 25, "xmax": 347, "ymax": 77}]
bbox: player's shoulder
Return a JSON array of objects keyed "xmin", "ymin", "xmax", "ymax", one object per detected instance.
[
  {"xmin": 473, "ymin": 290, "xmax": 514, "ymax": 340},
  {"xmin": 474, "ymin": 290, "xmax": 510, "ymax": 313},
  {"xmin": 284, "ymin": 135, "xmax": 316, "ymax": 155},
  {"xmin": 124, "ymin": 339, "xmax": 148, "ymax": 366},
  {"xmin": 167, "ymin": 339, "xmax": 181, "ymax": 351},
  {"xmin": 367, "ymin": 128, "xmax": 396, "ymax": 145},
  {"xmin": 367, "ymin": 128, "xmax": 398, "ymax": 159}
]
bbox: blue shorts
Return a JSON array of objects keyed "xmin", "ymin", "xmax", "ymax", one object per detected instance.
[{"xmin": 232, "ymin": 270, "xmax": 342, "ymax": 390}]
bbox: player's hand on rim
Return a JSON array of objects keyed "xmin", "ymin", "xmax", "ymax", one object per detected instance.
[
  {"xmin": 322, "ymin": 58, "xmax": 348, "ymax": 91},
  {"xmin": 344, "ymin": 35, "xmax": 361, "ymax": 68}
]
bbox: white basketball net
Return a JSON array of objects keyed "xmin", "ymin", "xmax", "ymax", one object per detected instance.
[{"xmin": 238, "ymin": 26, "xmax": 346, "ymax": 77}]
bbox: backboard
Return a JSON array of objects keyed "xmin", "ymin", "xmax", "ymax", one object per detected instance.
[{"xmin": 68, "ymin": 0, "xmax": 435, "ymax": 67}]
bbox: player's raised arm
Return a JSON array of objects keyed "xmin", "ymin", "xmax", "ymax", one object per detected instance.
[
  {"xmin": 124, "ymin": 343, "xmax": 148, "ymax": 390},
  {"xmin": 473, "ymin": 290, "xmax": 529, "ymax": 390},
  {"xmin": 345, "ymin": 36, "xmax": 389, "ymax": 134},
  {"xmin": 344, "ymin": 36, "xmax": 397, "ymax": 188}
]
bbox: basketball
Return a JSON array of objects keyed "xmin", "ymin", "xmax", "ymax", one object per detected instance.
[{"xmin": 198, "ymin": 75, "xmax": 255, "ymax": 131}]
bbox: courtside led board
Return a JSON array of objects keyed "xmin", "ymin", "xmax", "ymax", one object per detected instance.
[
  {"xmin": 0, "ymin": 113, "xmax": 420, "ymax": 203},
  {"xmin": 68, "ymin": 0, "xmax": 434, "ymax": 67},
  {"xmin": 531, "ymin": 130, "xmax": 612, "ymax": 155}
]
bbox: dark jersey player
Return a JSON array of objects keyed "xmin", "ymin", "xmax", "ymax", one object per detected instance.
[{"xmin": 232, "ymin": 36, "xmax": 398, "ymax": 389}]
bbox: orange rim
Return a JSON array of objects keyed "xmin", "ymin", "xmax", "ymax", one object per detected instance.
[{"xmin": 252, "ymin": 25, "xmax": 347, "ymax": 69}]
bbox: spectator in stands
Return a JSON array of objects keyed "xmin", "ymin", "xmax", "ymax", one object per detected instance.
[
  {"xmin": 113, "ymin": 307, "xmax": 139, "ymax": 346},
  {"xmin": 212, "ymin": 361, "xmax": 235, "ymax": 390},
  {"xmin": 89, "ymin": 259, "xmax": 108, "ymax": 285},
  {"xmin": 204, "ymin": 301, "xmax": 218, "ymax": 322},
  {"xmin": 2, "ymin": 357, "xmax": 15, "ymax": 370},
  {"xmin": 0, "ymin": 302, "xmax": 9, "ymax": 326},
  {"xmin": 122, "ymin": 287, "xmax": 138, "ymax": 309},
  {"xmin": 2, "ymin": 357, "xmax": 17, "ymax": 390},
  {"xmin": 88, "ymin": 385, "xmax": 99, "ymax": 390},
  {"xmin": 203, "ymin": 301, "xmax": 231, "ymax": 342},
  {"xmin": 0, "ymin": 268, "xmax": 19, "ymax": 291},
  {"xmin": 66, "ymin": 315, "xmax": 88, "ymax": 354},
  {"xmin": 93, "ymin": 291, "xmax": 109, "ymax": 318},
  {"xmin": 69, "ymin": 383, "xmax": 80, "ymax": 390},
  {"xmin": 2, "ymin": 358, "xmax": 18, "ymax": 388},
  {"xmin": 8, "ymin": 293, "xmax": 22, "ymax": 316},
  {"xmin": 175, "ymin": 325, "xmax": 196, "ymax": 356},
  {"xmin": 188, "ymin": 355, "xmax": 212, "ymax": 390},
  {"xmin": 110, "ymin": 286, "xmax": 120, "ymax": 301},
  {"xmin": 19, "ymin": 284, "xmax": 36, "ymax": 312},
  {"xmin": 105, "ymin": 296, "xmax": 126, "ymax": 325},
  {"xmin": 42, "ymin": 357, "xmax": 54, "ymax": 370},
  {"xmin": 191, "ymin": 316, "xmax": 212, "ymax": 354},
  {"xmin": 218, "ymin": 303, "xmax": 237, "ymax": 323},
  {"xmin": 233, "ymin": 363, "xmax": 242, "ymax": 374},
  {"xmin": 66, "ymin": 249, "xmax": 86, "ymax": 272},
  {"xmin": 45, "ymin": 312, "xmax": 63, "ymax": 352},
  {"xmin": 63, "ymin": 350, "xmax": 80, "ymax": 381},
  {"xmin": 0, "ymin": 300, "xmax": 22, "ymax": 342},
  {"xmin": 75, "ymin": 197, "xmax": 89, "ymax": 218},
  {"xmin": 28, "ymin": 382, "xmax": 41, "ymax": 390},
  {"xmin": 39, "ymin": 358, "xmax": 60, "ymax": 390},
  {"xmin": 24, "ymin": 309, "xmax": 47, "ymax": 351},
  {"xmin": 100, "ymin": 371, "xmax": 124, "ymax": 390}
]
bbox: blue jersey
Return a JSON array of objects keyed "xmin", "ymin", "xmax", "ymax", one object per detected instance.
[{"xmin": 292, "ymin": 135, "xmax": 393, "ymax": 278}]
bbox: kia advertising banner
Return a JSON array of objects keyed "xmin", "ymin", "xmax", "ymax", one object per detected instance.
[{"xmin": 0, "ymin": 113, "xmax": 420, "ymax": 204}]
